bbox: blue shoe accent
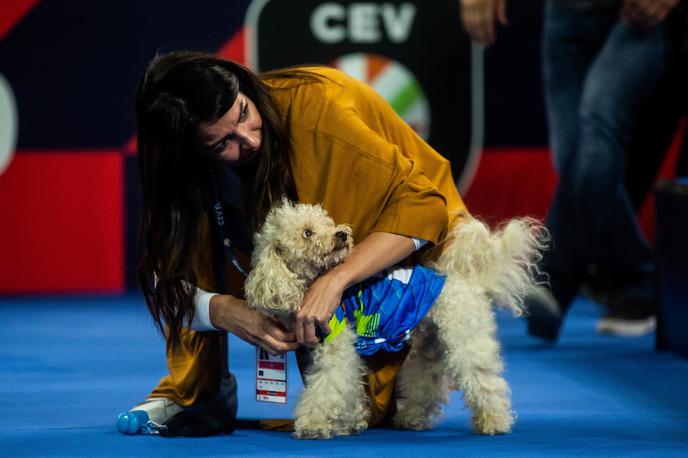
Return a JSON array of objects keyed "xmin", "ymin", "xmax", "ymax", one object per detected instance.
[{"xmin": 117, "ymin": 410, "xmax": 150, "ymax": 434}]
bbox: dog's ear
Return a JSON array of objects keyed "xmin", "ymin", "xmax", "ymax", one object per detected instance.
[
  {"xmin": 274, "ymin": 196, "xmax": 295, "ymax": 212},
  {"xmin": 245, "ymin": 243, "xmax": 305, "ymax": 315}
]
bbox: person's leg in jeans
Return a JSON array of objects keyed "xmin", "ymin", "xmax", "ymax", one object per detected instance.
[
  {"xmin": 528, "ymin": 3, "xmax": 615, "ymax": 339},
  {"xmin": 530, "ymin": 3, "xmax": 669, "ymax": 339},
  {"xmin": 571, "ymin": 19, "xmax": 669, "ymax": 334}
]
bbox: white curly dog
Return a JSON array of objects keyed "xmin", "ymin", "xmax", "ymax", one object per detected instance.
[{"xmin": 244, "ymin": 199, "xmax": 545, "ymax": 439}]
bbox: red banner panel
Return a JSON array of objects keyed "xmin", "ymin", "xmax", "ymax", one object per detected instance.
[
  {"xmin": 0, "ymin": 0, "xmax": 40, "ymax": 41},
  {"xmin": 0, "ymin": 151, "xmax": 124, "ymax": 293},
  {"xmin": 464, "ymin": 148, "xmax": 557, "ymax": 226}
]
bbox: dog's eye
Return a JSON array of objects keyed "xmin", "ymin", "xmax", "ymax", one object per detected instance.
[{"xmin": 302, "ymin": 229, "xmax": 313, "ymax": 239}]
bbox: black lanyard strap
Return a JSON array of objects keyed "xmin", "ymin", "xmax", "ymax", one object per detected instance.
[{"xmin": 208, "ymin": 164, "xmax": 249, "ymax": 279}]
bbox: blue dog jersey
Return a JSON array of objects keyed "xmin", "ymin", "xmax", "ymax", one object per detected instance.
[{"xmin": 325, "ymin": 265, "xmax": 446, "ymax": 355}]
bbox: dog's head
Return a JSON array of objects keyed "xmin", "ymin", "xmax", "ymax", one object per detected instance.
[{"xmin": 244, "ymin": 199, "xmax": 353, "ymax": 315}]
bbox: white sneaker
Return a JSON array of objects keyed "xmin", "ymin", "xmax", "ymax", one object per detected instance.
[
  {"xmin": 596, "ymin": 315, "xmax": 656, "ymax": 336},
  {"xmin": 119, "ymin": 373, "xmax": 237, "ymax": 435},
  {"xmin": 130, "ymin": 397, "xmax": 184, "ymax": 425},
  {"xmin": 596, "ymin": 296, "xmax": 657, "ymax": 337}
]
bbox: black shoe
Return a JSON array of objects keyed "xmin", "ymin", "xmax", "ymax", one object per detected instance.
[
  {"xmin": 596, "ymin": 298, "xmax": 656, "ymax": 336},
  {"xmin": 526, "ymin": 287, "xmax": 564, "ymax": 341},
  {"xmin": 161, "ymin": 372, "xmax": 238, "ymax": 437},
  {"xmin": 526, "ymin": 272, "xmax": 580, "ymax": 342}
]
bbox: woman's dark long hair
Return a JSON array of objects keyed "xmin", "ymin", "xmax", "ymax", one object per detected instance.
[{"xmin": 136, "ymin": 51, "xmax": 296, "ymax": 348}]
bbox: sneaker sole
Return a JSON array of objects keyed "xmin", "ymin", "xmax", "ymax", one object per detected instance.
[{"xmin": 596, "ymin": 316, "xmax": 657, "ymax": 337}]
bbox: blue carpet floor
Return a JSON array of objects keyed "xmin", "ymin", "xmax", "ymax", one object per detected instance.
[{"xmin": 1, "ymin": 294, "xmax": 686, "ymax": 457}]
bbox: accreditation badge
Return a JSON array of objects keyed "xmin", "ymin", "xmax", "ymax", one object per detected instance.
[{"xmin": 256, "ymin": 348, "xmax": 287, "ymax": 404}]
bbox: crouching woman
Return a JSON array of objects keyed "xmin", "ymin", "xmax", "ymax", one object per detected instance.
[{"xmin": 127, "ymin": 51, "xmax": 468, "ymax": 433}]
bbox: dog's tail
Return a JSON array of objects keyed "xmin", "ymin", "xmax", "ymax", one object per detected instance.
[{"xmin": 432, "ymin": 217, "xmax": 548, "ymax": 316}]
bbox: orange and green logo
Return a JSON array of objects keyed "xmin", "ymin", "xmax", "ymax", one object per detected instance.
[{"xmin": 332, "ymin": 53, "xmax": 431, "ymax": 140}]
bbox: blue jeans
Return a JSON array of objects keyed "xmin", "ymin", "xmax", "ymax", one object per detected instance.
[{"xmin": 541, "ymin": 1, "xmax": 669, "ymax": 301}]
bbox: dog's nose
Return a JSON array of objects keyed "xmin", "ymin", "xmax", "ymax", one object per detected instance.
[{"xmin": 335, "ymin": 231, "xmax": 348, "ymax": 242}]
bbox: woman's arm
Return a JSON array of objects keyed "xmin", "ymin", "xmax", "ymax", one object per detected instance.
[
  {"xmin": 189, "ymin": 288, "xmax": 219, "ymax": 331},
  {"xmin": 209, "ymin": 294, "xmax": 299, "ymax": 355},
  {"xmin": 293, "ymin": 231, "xmax": 416, "ymax": 346}
]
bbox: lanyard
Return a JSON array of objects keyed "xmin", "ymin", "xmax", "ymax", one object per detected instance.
[{"xmin": 207, "ymin": 164, "xmax": 249, "ymax": 279}]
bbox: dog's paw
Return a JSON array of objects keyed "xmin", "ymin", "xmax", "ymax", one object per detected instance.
[
  {"xmin": 294, "ymin": 420, "xmax": 365, "ymax": 439},
  {"xmin": 294, "ymin": 424, "xmax": 335, "ymax": 440},
  {"xmin": 471, "ymin": 410, "xmax": 514, "ymax": 435},
  {"xmin": 350, "ymin": 419, "xmax": 368, "ymax": 435},
  {"xmin": 392, "ymin": 409, "xmax": 433, "ymax": 431}
]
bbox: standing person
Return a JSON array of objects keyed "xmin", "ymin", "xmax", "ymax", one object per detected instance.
[
  {"xmin": 459, "ymin": 0, "xmax": 680, "ymax": 341},
  {"xmin": 127, "ymin": 52, "xmax": 468, "ymax": 431}
]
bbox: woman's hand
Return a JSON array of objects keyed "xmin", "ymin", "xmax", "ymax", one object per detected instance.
[
  {"xmin": 209, "ymin": 294, "xmax": 298, "ymax": 355},
  {"xmin": 460, "ymin": 0, "xmax": 508, "ymax": 47},
  {"xmin": 293, "ymin": 232, "xmax": 417, "ymax": 347},
  {"xmin": 621, "ymin": 0, "xmax": 679, "ymax": 29},
  {"xmin": 293, "ymin": 268, "xmax": 348, "ymax": 347}
]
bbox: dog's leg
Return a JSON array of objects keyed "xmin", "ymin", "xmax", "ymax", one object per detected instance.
[
  {"xmin": 393, "ymin": 321, "xmax": 449, "ymax": 431},
  {"xmin": 294, "ymin": 327, "xmax": 369, "ymax": 439},
  {"xmin": 431, "ymin": 279, "xmax": 515, "ymax": 435}
]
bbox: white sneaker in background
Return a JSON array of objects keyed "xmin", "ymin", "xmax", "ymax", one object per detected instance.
[
  {"xmin": 596, "ymin": 296, "xmax": 657, "ymax": 337},
  {"xmin": 596, "ymin": 315, "xmax": 657, "ymax": 336}
]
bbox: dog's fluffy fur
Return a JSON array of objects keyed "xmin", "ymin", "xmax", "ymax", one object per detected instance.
[{"xmin": 245, "ymin": 199, "xmax": 546, "ymax": 439}]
